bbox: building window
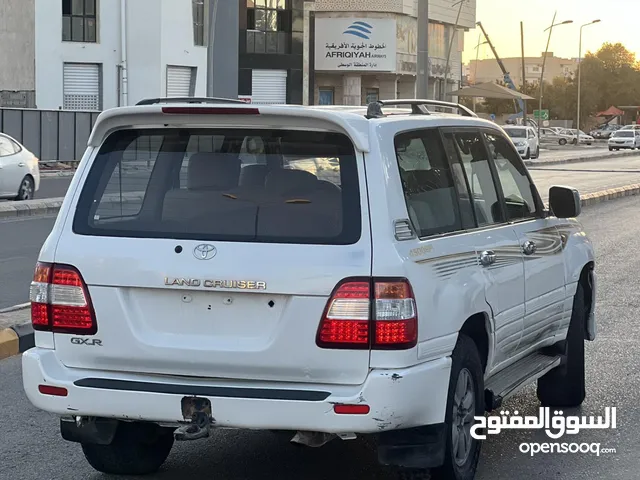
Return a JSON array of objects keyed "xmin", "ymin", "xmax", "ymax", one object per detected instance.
[
  {"xmin": 62, "ymin": 0, "xmax": 97, "ymax": 43},
  {"xmin": 428, "ymin": 22, "xmax": 446, "ymax": 59},
  {"xmin": 63, "ymin": 62, "xmax": 102, "ymax": 110},
  {"xmin": 192, "ymin": 0, "xmax": 205, "ymax": 46},
  {"xmin": 246, "ymin": 0, "xmax": 290, "ymax": 54},
  {"xmin": 365, "ymin": 88, "xmax": 379, "ymax": 104},
  {"xmin": 319, "ymin": 88, "xmax": 334, "ymax": 105}
]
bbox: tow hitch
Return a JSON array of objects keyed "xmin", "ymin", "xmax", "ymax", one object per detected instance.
[{"xmin": 174, "ymin": 396, "xmax": 213, "ymax": 441}]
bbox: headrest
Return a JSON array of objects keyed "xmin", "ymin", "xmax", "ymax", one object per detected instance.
[
  {"xmin": 239, "ymin": 164, "xmax": 268, "ymax": 187},
  {"xmin": 187, "ymin": 153, "xmax": 241, "ymax": 190},
  {"xmin": 265, "ymin": 168, "xmax": 318, "ymax": 195}
]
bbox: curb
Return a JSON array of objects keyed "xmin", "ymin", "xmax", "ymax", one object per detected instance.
[
  {"xmin": 525, "ymin": 149, "xmax": 638, "ymax": 167},
  {"xmin": 0, "ymin": 322, "xmax": 34, "ymax": 361}
]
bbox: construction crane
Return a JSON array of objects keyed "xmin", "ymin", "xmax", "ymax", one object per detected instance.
[{"xmin": 476, "ymin": 21, "xmax": 528, "ymax": 122}]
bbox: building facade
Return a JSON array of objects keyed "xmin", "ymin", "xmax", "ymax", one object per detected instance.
[
  {"xmin": 0, "ymin": 0, "xmax": 36, "ymax": 108},
  {"xmin": 468, "ymin": 52, "xmax": 578, "ymax": 86},
  {"xmin": 33, "ymin": 0, "xmax": 306, "ymax": 111},
  {"xmin": 307, "ymin": 0, "xmax": 476, "ymax": 106},
  {"xmin": 239, "ymin": 0, "xmax": 307, "ymax": 104}
]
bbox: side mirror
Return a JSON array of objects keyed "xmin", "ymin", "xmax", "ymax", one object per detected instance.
[{"xmin": 549, "ymin": 185, "xmax": 581, "ymax": 218}]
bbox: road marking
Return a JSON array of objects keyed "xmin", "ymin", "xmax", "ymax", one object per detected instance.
[{"xmin": 0, "ymin": 303, "xmax": 30, "ymax": 314}]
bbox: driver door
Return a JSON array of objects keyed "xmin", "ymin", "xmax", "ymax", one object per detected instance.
[{"xmin": 482, "ymin": 130, "xmax": 566, "ymax": 355}]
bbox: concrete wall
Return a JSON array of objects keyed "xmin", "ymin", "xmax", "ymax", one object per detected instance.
[
  {"xmin": 159, "ymin": 0, "xmax": 208, "ymax": 98},
  {"xmin": 0, "ymin": 0, "xmax": 36, "ymax": 107}
]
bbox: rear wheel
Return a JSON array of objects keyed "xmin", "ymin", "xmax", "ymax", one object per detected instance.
[
  {"xmin": 82, "ymin": 421, "xmax": 174, "ymax": 475},
  {"xmin": 397, "ymin": 335, "xmax": 483, "ymax": 480},
  {"xmin": 14, "ymin": 175, "xmax": 34, "ymax": 201},
  {"xmin": 524, "ymin": 148, "xmax": 531, "ymax": 159},
  {"xmin": 559, "ymin": 138, "xmax": 567, "ymax": 146}
]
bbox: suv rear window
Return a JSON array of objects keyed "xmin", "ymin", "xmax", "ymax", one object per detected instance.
[{"xmin": 72, "ymin": 129, "xmax": 362, "ymax": 245}]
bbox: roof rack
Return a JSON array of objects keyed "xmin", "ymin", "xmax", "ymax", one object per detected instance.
[
  {"xmin": 365, "ymin": 99, "xmax": 477, "ymax": 119},
  {"xmin": 135, "ymin": 97, "xmax": 246, "ymax": 106}
]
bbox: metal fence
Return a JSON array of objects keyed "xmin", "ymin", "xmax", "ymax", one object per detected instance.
[{"xmin": 0, "ymin": 107, "xmax": 101, "ymax": 164}]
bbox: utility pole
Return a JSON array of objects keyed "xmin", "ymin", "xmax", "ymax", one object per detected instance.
[
  {"xmin": 520, "ymin": 21, "xmax": 527, "ymax": 126},
  {"xmin": 416, "ymin": 0, "xmax": 429, "ymax": 98},
  {"xmin": 442, "ymin": 0, "xmax": 465, "ymax": 100},
  {"xmin": 206, "ymin": 0, "xmax": 239, "ymax": 98}
]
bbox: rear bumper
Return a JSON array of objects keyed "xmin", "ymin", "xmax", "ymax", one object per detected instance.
[{"xmin": 23, "ymin": 348, "xmax": 451, "ymax": 434}]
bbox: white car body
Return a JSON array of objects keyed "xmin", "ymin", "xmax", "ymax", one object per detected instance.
[
  {"xmin": 22, "ymin": 100, "xmax": 597, "ymax": 478},
  {"xmin": 501, "ymin": 125, "xmax": 539, "ymax": 159},
  {"xmin": 619, "ymin": 124, "xmax": 640, "ymax": 131},
  {"xmin": 0, "ymin": 133, "xmax": 40, "ymax": 200},
  {"xmin": 559, "ymin": 129, "xmax": 594, "ymax": 145},
  {"xmin": 608, "ymin": 129, "xmax": 640, "ymax": 150}
]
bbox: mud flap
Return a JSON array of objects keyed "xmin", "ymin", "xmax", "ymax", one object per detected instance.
[
  {"xmin": 377, "ymin": 424, "xmax": 446, "ymax": 469},
  {"xmin": 60, "ymin": 417, "xmax": 119, "ymax": 445}
]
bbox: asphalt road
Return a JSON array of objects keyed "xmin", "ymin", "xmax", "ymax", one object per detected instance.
[
  {"xmin": 1, "ymin": 195, "xmax": 639, "ymax": 479},
  {"xmin": 0, "ymin": 215, "xmax": 56, "ymax": 310}
]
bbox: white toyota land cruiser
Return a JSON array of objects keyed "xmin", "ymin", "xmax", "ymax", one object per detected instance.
[{"xmin": 23, "ymin": 98, "xmax": 596, "ymax": 480}]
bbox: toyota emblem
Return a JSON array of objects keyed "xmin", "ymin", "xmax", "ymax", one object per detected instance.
[{"xmin": 193, "ymin": 244, "xmax": 217, "ymax": 260}]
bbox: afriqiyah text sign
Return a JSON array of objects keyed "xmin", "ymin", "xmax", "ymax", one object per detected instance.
[{"xmin": 314, "ymin": 18, "xmax": 397, "ymax": 72}]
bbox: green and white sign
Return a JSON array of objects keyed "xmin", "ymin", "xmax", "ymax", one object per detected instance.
[{"xmin": 533, "ymin": 109, "xmax": 550, "ymax": 120}]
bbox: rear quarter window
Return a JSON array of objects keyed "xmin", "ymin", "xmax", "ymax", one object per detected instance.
[{"xmin": 72, "ymin": 129, "xmax": 362, "ymax": 245}]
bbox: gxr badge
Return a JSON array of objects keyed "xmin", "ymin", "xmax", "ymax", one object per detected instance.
[{"xmin": 71, "ymin": 337, "xmax": 103, "ymax": 346}]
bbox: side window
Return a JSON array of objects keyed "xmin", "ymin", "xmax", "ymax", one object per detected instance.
[
  {"xmin": 448, "ymin": 130, "xmax": 503, "ymax": 226},
  {"xmin": 0, "ymin": 136, "xmax": 15, "ymax": 157},
  {"xmin": 483, "ymin": 132, "xmax": 538, "ymax": 221},
  {"xmin": 394, "ymin": 129, "xmax": 467, "ymax": 237},
  {"xmin": 9, "ymin": 139, "xmax": 21, "ymax": 153}
]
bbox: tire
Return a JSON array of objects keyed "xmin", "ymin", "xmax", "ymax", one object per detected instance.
[
  {"xmin": 524, "ymin": 148, "xmax": 531, "ymax": 160},
  {"xmin": 572, "ymin": 138, "xmax": 578, "ymax": 145},
  {"xmin": 559, "ymin": 138, "xmax": 567, "ymax": 146},
  {"xmin": 537, "ymin": 283, "xmax": 587, "ymax": 408},
  {"xmin": 534, "ymin": 147, "xmax": 540, "ymax": 159},
  {"xmin": 609, "ymin": 147, "xmax": 613, "ymax": 151},
  {"xmin": 432, "ymin": 335, "xmax": 484, "ymax": 480},
  {"xmin": 82, "ymin": 421, "xmax": 175, "ymax": 475},
  {"xmin": 14, "ymin": 175, "xmax": 34, "ymax": 201}
]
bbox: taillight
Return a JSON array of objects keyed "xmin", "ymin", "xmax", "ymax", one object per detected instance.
[
  {"xmin": 29, "ymin": 262, "xmax": 97, "ymax": 335},
  {"xmin": 316, "ymin": 278, "xmax": 417, "ymax": 350}
]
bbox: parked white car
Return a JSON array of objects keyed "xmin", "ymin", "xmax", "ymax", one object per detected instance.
[
  {"xmin": 558, "ymin": 129, "xmax": 594, "ymax": 145},
  {"xmin": 502, "ymin": 125, "xmax": 539, "ymax": 159},
  {"xmin": 0, "ymin": 133, "xmax": 40, "ymax": 200},
  {"xmin": 23, "ymin": 98, "xmax": 596, "ymax": 480},
  {"xmin": 608, "ymin": 129, "xmax": 640, "ymax": 150}
]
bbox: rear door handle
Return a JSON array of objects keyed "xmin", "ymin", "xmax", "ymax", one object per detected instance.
[
  {"xmin": 480, "ymin": 250, "xmax": 496, "ymax": 266},
  {"xmin": 523, "ymin": 240, "xmax": 537, "ymax": 255},
  {"xmin": 18, "ymin": 162, "xmax": 25, "ymax": 167}
]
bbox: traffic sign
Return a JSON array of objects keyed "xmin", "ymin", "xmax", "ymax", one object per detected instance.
[{"xmin": 533, "ymin": 109, "xmax": 549, "ymax": 120}]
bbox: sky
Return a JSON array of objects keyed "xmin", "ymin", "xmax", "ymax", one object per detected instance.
[{"xmin": 463, "ymin": 0, "xmax": 640, "ymax": 64}]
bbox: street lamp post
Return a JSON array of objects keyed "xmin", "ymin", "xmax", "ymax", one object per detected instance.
[
  {"xmin": 472, "ymin": 37, "xmax": 488, "ymax": 111},
  {"xmin": 576, "ymin": 19, "xmax": 601, "ymax": 145},
  {"xmin": 442, "ymin": 0, "xmax": 466, "ymax": 100},
  {"xmin": 537, "ymin": 14, "xmax": 573, "ymax": 138}
]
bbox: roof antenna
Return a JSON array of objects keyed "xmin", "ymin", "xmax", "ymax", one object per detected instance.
[{"xmin": 366, "ymin": 101, "xmax": 386, "ymax": 119}]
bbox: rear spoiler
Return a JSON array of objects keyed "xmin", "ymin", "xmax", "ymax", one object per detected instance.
[{"xmin": 87, "ymin": 104, "xmax": 372, "ymax": 152}]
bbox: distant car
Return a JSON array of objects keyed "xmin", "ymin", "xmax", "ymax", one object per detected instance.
[
  {"xmin": 0, "ymin": 133, "xmax": 40, "ymax": 201},
  {"xmin": 502, "ymin": 125, "xmax": 539, "ymax": 159},
  {"xmin": 619, "ymin": 124, "xmax": 640, "ymax": 131},
  {"xmin": 557, "ymin": 129, "xmax": 594, "ymax": 146},
  {"xmin": 608, "ymin": 129, "xmax": 640, "ymax": 150},
  {"xmin": 590, "ymin": 124, "xmax": 621, "ymax": 139}
]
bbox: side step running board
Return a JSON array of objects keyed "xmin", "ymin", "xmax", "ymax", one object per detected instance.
[{"xmin": 484, "ymin": 352, "xmax": 562, "ymax": 411}]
